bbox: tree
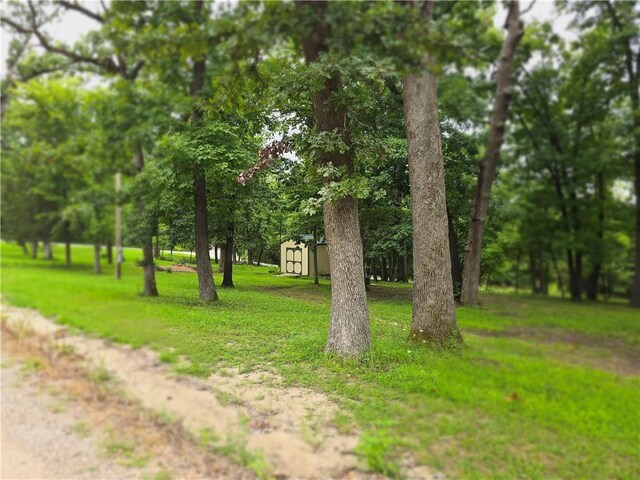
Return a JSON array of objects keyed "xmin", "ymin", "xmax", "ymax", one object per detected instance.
[
  {"xmin": 401, "ymin": 1, "xmax": 461, "ymax": 346},
  {"xmin": 295, "ymin": 1, "xmax": 370, "ymax": 357},
  {"xmin": 460, "ymin": 0, "xmax": 524, "ymax": 305}
]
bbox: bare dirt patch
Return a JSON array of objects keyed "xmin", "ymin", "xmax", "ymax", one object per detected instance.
[
  {"xmin": 168, "ymin": 264, "xmax": 197, "ymax": 273},
  {"xmin": 466, "ymin": 327, "xmax": 640, "ymax": 376},
  {"xmin": 1, "ymin": 320, "xmax": 248, "ymax": 479}
]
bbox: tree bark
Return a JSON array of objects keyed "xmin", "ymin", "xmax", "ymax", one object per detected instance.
[
  {"xmin": 460, "ymin": 1, "xmax": 524, "ymax": 305},
  {"xmin": 94, "ymin": 243, "xmax": 101, "ymax": 274},
  {"xmin": 222, "ymin": 225, "xmax": 234, "ymax": 288},
  {"xmin": 194, "ymin": 167, "xmax": 218, "ymax": 301},
  {"xmin": 297, "ymin": 0, "xmax": 370, "ymax": 357},
  {"xmin": 31, "ymin": 241, "xmax": 38, "ymax": 259},
  {"xmin": 403, "ymin": 2, "xmax": 461, "ymax": 346}
]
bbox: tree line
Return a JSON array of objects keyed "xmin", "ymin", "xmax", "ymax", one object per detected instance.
[{"xmin": 1, "ymin": 0, "xmax": 638, "ymax": 357}]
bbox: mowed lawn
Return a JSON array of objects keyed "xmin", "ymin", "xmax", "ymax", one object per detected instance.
[{"xmin": 1, "ymin": 242, "xmax": 638, "ymax": 479}]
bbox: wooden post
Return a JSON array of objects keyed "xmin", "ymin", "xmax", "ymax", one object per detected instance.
[{"xmin": 115, "ymin": 171, "xmax": 122, "ymax": 280}]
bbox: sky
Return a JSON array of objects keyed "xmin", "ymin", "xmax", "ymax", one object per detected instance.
[{"xmin": 1, "ymin": 0, "xmax": 572, "ymax": 79}]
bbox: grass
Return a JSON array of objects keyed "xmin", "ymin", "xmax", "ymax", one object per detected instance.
[{"xmin": 1, "ymin": 241, "xmax": 638, "ymax": 479}]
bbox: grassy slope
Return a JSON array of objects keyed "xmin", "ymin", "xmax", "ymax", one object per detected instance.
[{"xmin": 1, "ymin": 242, "xmax": 638, "ymax": 479}]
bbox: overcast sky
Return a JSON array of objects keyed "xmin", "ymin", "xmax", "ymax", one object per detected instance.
[{"xmin": 0, "ymin": 0, "xmax": 572, "ymax": 79}]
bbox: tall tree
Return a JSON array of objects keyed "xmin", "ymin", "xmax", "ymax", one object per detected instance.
[
  {"xmin": 402, "ymin": 1, "xmax": 461, "ymax": 346},
  {"xmin": 295, "ymin": 1, "xmax": 370, "ymax": 357},
  {"xmin": 190, "ymin": 0, "xmax": 218, "ymax": 302},
  {"xmin": 460, "ymin": 0, "xmax": 524, "ymax": 305}
]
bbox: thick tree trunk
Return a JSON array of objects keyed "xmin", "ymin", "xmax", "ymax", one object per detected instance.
[
  {"xmin": 461, "ymin": 1, "xmax": 524, "ymax": 306},
  {"xmin": 297, "ymin": 0, "xmax": 370, "ymax": 357},
  {"xmin": 134, "ymin": 146, "xmax": 159, "ymax": 296},
  {"xmin": 403, "ymin": 43, "xmax": 461, "ymax": 346},
  {"xmin": 106, "ymin": 240, "xmax": 113, "ymax": 265},
  {"xmin": 222, "ymin": 226, "xmax": 234, "ymax": 288},
  {"xmin": 43, "ymin": 241, "xmax": 53, "ymax": 260},
  {"xmin": 94, "ymin": 243, "xmax": 101, "ymax": 274},
  {"xmin": 31, "ymin": 241, "xmax": 38, "ymax": 259}
]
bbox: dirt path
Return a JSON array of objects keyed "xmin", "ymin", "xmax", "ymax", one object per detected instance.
[
  {"xmin": 1, "ymin": 305, "xmax": 436, "ymax": 479},
  {"xmin": 1, "ymin": 357, "xmax": 141, "ymax": 479}
]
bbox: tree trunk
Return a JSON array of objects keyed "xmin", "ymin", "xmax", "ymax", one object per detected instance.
[
  {"xmin": 94, "ymin": 243, "xmax": 101, "ymax": 274},
  {"xmin": 381, "ymin": 256, "xmax": 388, "ymax": 282},
  {"xmin": 43, "ymin": 241, "xmax": 53, "ymax": 260},
  {"xmin": 529, "ymin": 252, "xmax": 538, "ymax": 293},
  {"xmin": 222, "ymin": 225, "xmax": 234, "ymax": 288},
  {"xmin": 135, "ymin": 146, "xmax": 159, "ymax": 296},
  {"xmin": 65, "ymin": 239, "xmax": 71, "ymax": 268},
  {"xmin": 602, "ymin": 1, "xmax": 640, "ymax": 307},
  {"xmin": 447, "ymin": 210, "xmax": 463, "ymax": 299},
  {"xmin": 106, "ymin": 240, "xmax": 113, "ymax": 264},
  {"xmin": 257, "ymin": 245, "xmax": 264, "ymax": 266},
  {"xmin": 460, "ymin": 1, "xmax": 524, "ymax": 306},
  {"xmin": 194, "ymin": 167, "xmax": 218, "ymax": 301},
  {"xmin": 189, "ymin": 2, "xmax": 217, "ymax": 302},
  {"xmin": 587, "ymin": 171, "xmax": 605, "ymax": 301},
  {"xmin": 403, "ymin": 5, "xmax": 461, "ymax": 346},
  {"xmin": 20, "ymin": 241, "xmax": 29, "ymax": 256},
  {"xmin": 514, "ymin": 250, "xmax": 521, "ymax": 293},
  {"xmin": 550, "ymin": 250, "xmax": 565, "ymax": 298},
  {"xmin": 297, "ymin": 0, "xmax": 370, "ymax": 357},
  {"xmin": 31, "ymin": 241, "xmax": 38, "ymax": 259},
  {"xmin": 214, "ymin": 244, "xmax": 218, "ymax": 263},
  {"xmin": 154, "ymin": 235, "xmax": 160, "ymax": 259},
  {"xmin": 218, "ymin": 245, "xmax": 226, "ymax": 273},
  {"xmin": 313, "ymin": 227, "xmax": 320, "ymax": 285}
]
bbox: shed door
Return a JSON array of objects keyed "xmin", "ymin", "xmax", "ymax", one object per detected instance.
[{"xmin": 285, "ymin": 247, "xmax": 303, "ymax": 275}]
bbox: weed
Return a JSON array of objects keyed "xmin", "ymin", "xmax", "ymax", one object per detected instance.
[
  {"xmin": 159, "ymin": 350, "xmax": 178, "ymax": 364},
  {"xmin": 356, "ymin": 429, "xmax": 401, "ymax": 478},
  {"xmin": 20, "ymin": 357, "xmax": 43, "ymax": 374},
  {"xmin": 73, "ymin": 420, "xmax": 91, "ymax": 437}
]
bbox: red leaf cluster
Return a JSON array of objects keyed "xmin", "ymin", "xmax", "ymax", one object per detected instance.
[{"xmin": 237, "ymin": 140, "xmax": 290, "ymax": 186}]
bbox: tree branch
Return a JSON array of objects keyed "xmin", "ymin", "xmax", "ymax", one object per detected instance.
[{"xmin": 56, "ymin": 1, "xmax": 105, "ymax": 23}]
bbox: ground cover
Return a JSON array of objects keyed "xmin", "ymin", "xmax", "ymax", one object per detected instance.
[{"xmin": 1, "ymin": 242, "xmax": 638, "ymax": 479}]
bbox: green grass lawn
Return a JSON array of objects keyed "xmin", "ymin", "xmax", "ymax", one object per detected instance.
[{"xmin": 2, "ymin": 242, "xmax": 638, "ymax": 479}]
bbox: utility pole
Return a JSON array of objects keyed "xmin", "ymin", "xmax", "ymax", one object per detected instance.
[{"xmin": 115, "ymin": 171, "xmax": 122, "ymax": 280}]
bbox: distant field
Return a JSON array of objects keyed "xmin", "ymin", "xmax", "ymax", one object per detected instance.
[{"xmin": 1, "ymin": 241, "xmax": 638, "ymax": 479}]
